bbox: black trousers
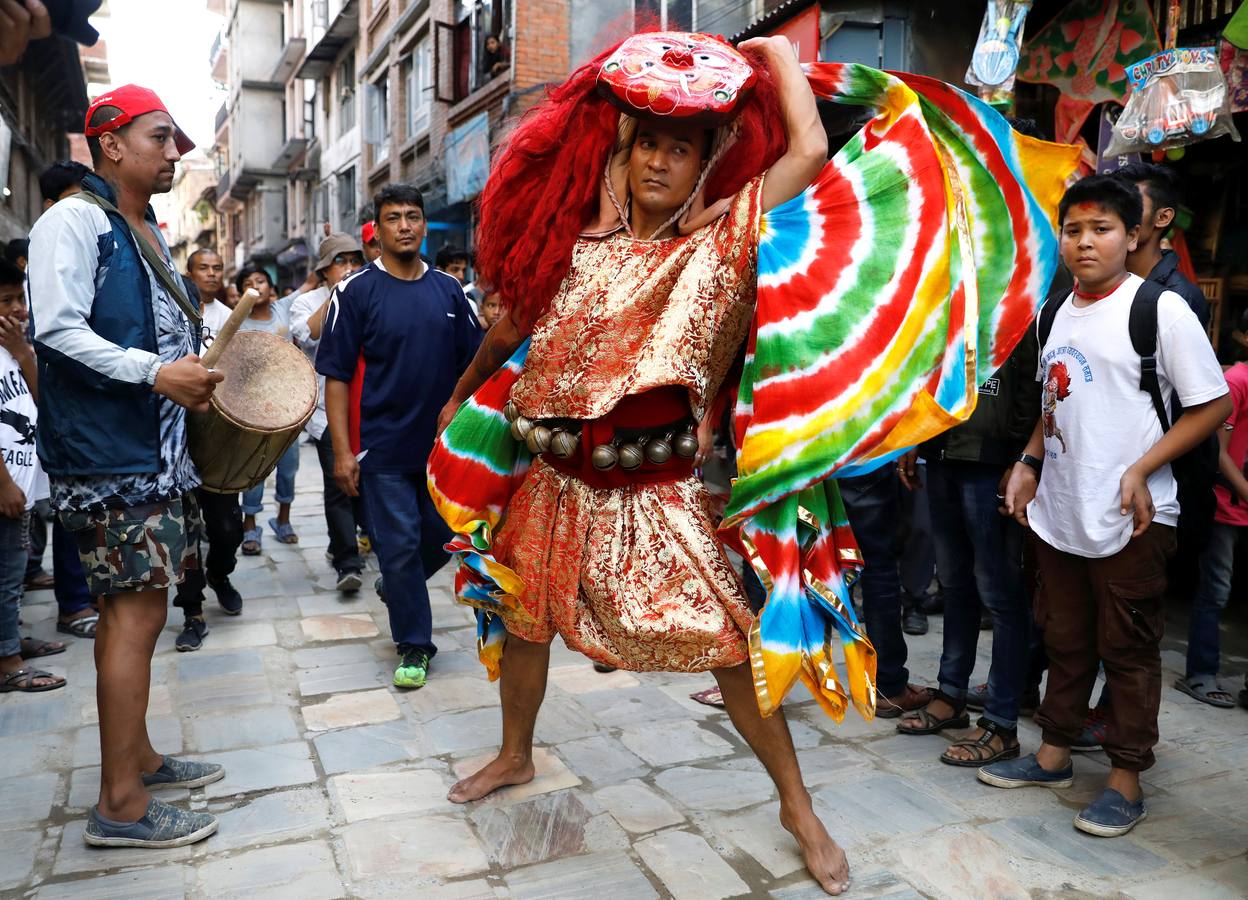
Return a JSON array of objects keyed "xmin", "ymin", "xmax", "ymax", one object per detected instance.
[
  {"xmin": 174, "ymin": 488, "xmax": 243, "ymax": 616},
  {"xmin": 314, "ymin": 433, "xmax": 364, "ymax": 574}
]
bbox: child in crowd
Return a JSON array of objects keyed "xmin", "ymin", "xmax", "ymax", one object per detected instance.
[
  {"xmin": 1176, "ymin": 309, "xmax": 1248, "ymax": 708},
  {"xmin": 0, "ymin": 259, "xmax": 61, "ymax": 693},
  {"xmin": 986, "ymin": 176, "xmax": 1230, "ymax": 837},
  {"xmin": 235, "ymin": 264, "xmax": 301, "ymax": 552},
  {"xmin": 479, "ymin": 292, "xmax": 504, "ymax": 331}
]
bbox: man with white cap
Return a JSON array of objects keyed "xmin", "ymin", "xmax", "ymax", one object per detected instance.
[
  {"xmin": 291, "ymin": 233, "xmax": 367, "ymax": 591},
  {"xmin": 28, "ymin": 84, "xmax": 226, "ymax": 848}
]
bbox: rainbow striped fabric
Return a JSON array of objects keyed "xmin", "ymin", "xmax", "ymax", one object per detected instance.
[
  {"xmin": 426, "ymin": 341, "xmax": 533, "ymax": 680},
  {"xmin": 427, "ymin": 61, "xmax": 1078, "ymax": 718},
  {"xmin": 720, "ymin": 63, "xmax": 1077, "ymax": 720}
]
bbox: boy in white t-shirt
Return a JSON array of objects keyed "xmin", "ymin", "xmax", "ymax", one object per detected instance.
[
  {"xmin": 980, "ymin": 176, "xmax": 1230, "ymax": 837},
  {"xmin": 0, "ymin": 259, "xmax": 61, "ymax": 694}
]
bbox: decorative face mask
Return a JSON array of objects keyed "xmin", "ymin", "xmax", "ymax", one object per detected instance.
[{"xmin": 597, "ymin": 31, "xmax": 758, "ymax": 125}]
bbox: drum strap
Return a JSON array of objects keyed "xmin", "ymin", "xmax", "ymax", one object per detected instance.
[{"xmin": 78, "ymin": 191, "xmax": 203, "ymax": 326}]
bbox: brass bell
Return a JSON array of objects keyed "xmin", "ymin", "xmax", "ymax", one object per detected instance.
[
  {"xmin": 618, "ymin": 442, "xmax": 644, "ymax": 470},
  {"xmin": 591, "ymin": 444, "xmax": 619, "ymax": 471},
  {"xmin": 645, "ymin": 436, "xmax": 673, "ymax": 465},
  {"xmin": 673, "ymin": 429, "xmax": 700, "ymax": 458},
  {"xmin": 503, "ymin": 400, "xmax": 519, "ymax": 423},
  {"xmin": 550, "ymin": 430, "xmax": 579, "ymax": 459},
  {"xmin": 510, "ymin": 415, "xmax": 534, "ymax": 442},
  {"xmin": 525, "ymin": 424, "xmax": 552, "ymax": 455}
]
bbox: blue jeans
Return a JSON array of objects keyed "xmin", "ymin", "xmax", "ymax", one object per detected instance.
[
  {"xmin": 839, "ymin": 466, "xmax": 910, "ymax": 697},
  {"xmin": 241, "ymin": 440, "xmax": 301, "ymax": 516},
  {"xmin": 1186, "ymin": 521, "xmax": 1243, "ymax": 678},
  {"xmin": 0, "ymin": 515, "xmax": 29, "ymax": 658},
  {"xmin": 898, "ymin": 461, "xmax": 936, "ymax": 603},
  {"xmin": 926, "ymin": 460, "xmax": 1031, "ymax": 728},
  {"xmin": 52, "ymin": 518, "xmax": 93, "ymax": 616},
  {"xmin": 360, "ymin": 469, "xmax": 452, "ymax": 657}
]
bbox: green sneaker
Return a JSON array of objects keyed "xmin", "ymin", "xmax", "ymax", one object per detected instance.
[{"xmin": 394, "ymin": 648, "xmax": 429, "ymax": 689}]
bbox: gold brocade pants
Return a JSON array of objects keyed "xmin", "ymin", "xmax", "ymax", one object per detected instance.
[{"xmin": 493, "ymin": 458, "xmax": 753, "ymax": 671}]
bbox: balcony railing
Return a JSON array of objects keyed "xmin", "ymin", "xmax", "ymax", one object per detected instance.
[{"xmin": 214, "ymin": 101, "xmax": 229, "ymax": 135}]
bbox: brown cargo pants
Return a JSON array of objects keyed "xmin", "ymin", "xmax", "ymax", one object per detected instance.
[{"xmin": 1032, "ymin": 525, "xmax": 1176, "ymax": 772}]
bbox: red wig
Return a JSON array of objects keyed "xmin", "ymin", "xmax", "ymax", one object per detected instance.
[{"xmin": 475, "ymin": 37, "xmax": 787, "ymax": 332}]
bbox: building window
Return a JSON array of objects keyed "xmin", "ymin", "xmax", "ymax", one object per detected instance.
[
  {"xmin": 315, "ymin": 182, "xmax": 330, "ymax": 233},
  {"xmin": 304, "ymin": 80, "xmax": 317, "ymax": 140},
  {"xmin": 338, "ymin": 51, "xmax": 356, "ymax": 135},
  {"xmin": 404, "ymin": 37, "xmax": 432, "ymax": 139},
  {"xmin": 451, "ymin": 0, "xmax": 512, "ymax": 97},
  {"xmin": 365, "ymin": 74, "xmax": 390, "ymax": 164},
  {"xmin": 336, "ymin": 166, "xmax": 356, "ymax": 233}
]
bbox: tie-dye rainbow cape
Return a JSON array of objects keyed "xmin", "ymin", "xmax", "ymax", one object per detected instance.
[{"xmin": 428, "ymin": 62, "xmax": 1078, "ymax": 720}]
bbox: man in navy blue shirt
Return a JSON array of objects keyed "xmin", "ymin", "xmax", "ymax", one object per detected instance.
[{"xmin": 318, "ymin": 183, "xmax": 481, "ymax": 688}]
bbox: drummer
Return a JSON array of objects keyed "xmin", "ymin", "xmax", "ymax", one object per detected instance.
[
  {"xmin": 28, "ymin": 84, "xmax": 226, "ymax": 848},
  {"xmin": 233, "ymin": 264, "xmax": 301, "ymax": 553},
  {"xmin": 171, "ymin": 247, "xmax": 245, "ymax": 652}
]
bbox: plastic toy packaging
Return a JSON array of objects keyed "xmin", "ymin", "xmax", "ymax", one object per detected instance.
[
  {"xmin": 1106, "ymin": 47, "xmax": 1241, "ymax": 156},
  {"xmin": 965, "ymin": 1, "xmax": 1031, "ymax": 97}
]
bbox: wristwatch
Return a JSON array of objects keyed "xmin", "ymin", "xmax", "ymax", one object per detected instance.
[{"xmin": 1017, "ymin": 453, "xmax": 1043, "ymax": 474}]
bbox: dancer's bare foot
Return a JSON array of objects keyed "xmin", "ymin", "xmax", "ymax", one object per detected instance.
[
  {"xmin": 780, "ymin": 801, "xmax": 850, "ymax": 895},
  {"xmin": 446, "ymin": 752, "xmax": 535, "ymax": 803}
]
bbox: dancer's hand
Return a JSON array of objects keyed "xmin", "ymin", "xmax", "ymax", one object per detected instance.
[
  {"xmin": 436, "ymin": 398, "xmax": 461, "ymax": 436},
  {"xmin": 694, "ymin": 414, "xmax": 714, "ymax": 468}
]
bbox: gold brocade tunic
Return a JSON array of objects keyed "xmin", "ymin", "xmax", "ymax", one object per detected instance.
[
  {"xmin": 494, "ymin": 177, "xmax": 766, "ymax": 672},
  {"xmin": 512, "ymin": 175, "xmax": 765, "ymax": 423}
]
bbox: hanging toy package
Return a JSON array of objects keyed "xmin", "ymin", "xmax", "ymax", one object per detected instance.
[
  {"xmin": 965, "ymin": 0, "xmax": 1031, "ymax": 105},
  {"xmin": 1106, "ymin": 46, "xmax": 1241, "ymax": 156}
]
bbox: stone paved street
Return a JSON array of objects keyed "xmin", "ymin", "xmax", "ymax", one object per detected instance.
[{"xmin": 3, "ymin": 443, "xmax": 1247, "ymax": 898}]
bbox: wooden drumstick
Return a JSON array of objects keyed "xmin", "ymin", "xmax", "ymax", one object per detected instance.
[{"xmin": 201, "ymin": 288, "xmax": 259, "ymax": 369}]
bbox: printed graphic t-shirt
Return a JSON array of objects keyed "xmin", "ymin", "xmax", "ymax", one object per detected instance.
[
  {"xmin": 0, "ymin": 347, "xmax": 49, "ymax": 510},
  {"xmin": 1215, "ymin": 362, "xmax": 1248, "ymax": 527},
  {"xmin": 1028, "ymin": 273, "xmax": 1228, "ymax": 559}
]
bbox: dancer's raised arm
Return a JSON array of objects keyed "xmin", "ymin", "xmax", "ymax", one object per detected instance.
[{"xmin": 739, "ymin": 35, "xmax": 828, "ymax": 212}]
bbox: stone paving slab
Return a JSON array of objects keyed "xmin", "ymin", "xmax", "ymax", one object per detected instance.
[
  {"xmin": 7, "ymin": 440, "xmax": 1247, "ymax": 898},
  {"xmin": 35, "ymin": 865, "xmax": 193, "ymax": 899},
  {"xmin": 193, "ymin": 840, "xmax": 344, "ymax": 898}
]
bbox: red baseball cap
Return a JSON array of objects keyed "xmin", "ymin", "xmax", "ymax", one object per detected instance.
[
  {"xmin": 361, "ymin": 221, "xmax": 377, "ymax": 244},
  {"xmin": 84, "ymin": 84, "xmax": 196, "ymax": 155}
]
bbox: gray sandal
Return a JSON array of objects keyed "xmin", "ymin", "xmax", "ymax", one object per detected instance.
[
  {"xmin": 1174, "ymin": 675, "xmax": 1235, "ymax": 709},
  {"xmin": 0, "ymin": 667, "xmax": 66, "ymax": 693}
]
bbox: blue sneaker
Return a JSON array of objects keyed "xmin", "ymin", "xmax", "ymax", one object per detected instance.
[
  {"xmin": 141, "ymin": 755, "xmax": 225, "ymax": 790},
  {"xmin": 1074, "ymin": 788, "xmax": 1146, "ymax": 837},
  {"xmin": 84, "ymin": 798, "xmax": 217, "ymax": 848},
  {"xmin": 977, "ymin": 753, "xmax": 1074, "ymax": 789}
]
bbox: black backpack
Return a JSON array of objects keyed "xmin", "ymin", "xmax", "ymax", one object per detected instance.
[{"xmin": 1037, "ymin": 280, "xmax": 1219, "ymax": 543}]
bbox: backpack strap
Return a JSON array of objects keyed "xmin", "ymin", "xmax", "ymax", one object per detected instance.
[
  {"xmin": 1129, "ymin": 279, "xmax": 1170, "ymax": 433},
  {"xmin": 1036, "ymin": 286, "xmax": 1067, "ymax": 349}
]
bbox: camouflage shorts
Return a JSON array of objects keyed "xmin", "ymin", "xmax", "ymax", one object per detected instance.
[{"xmin": 60, "ymin": 494, "xmax": 203, "ymax": 596}]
